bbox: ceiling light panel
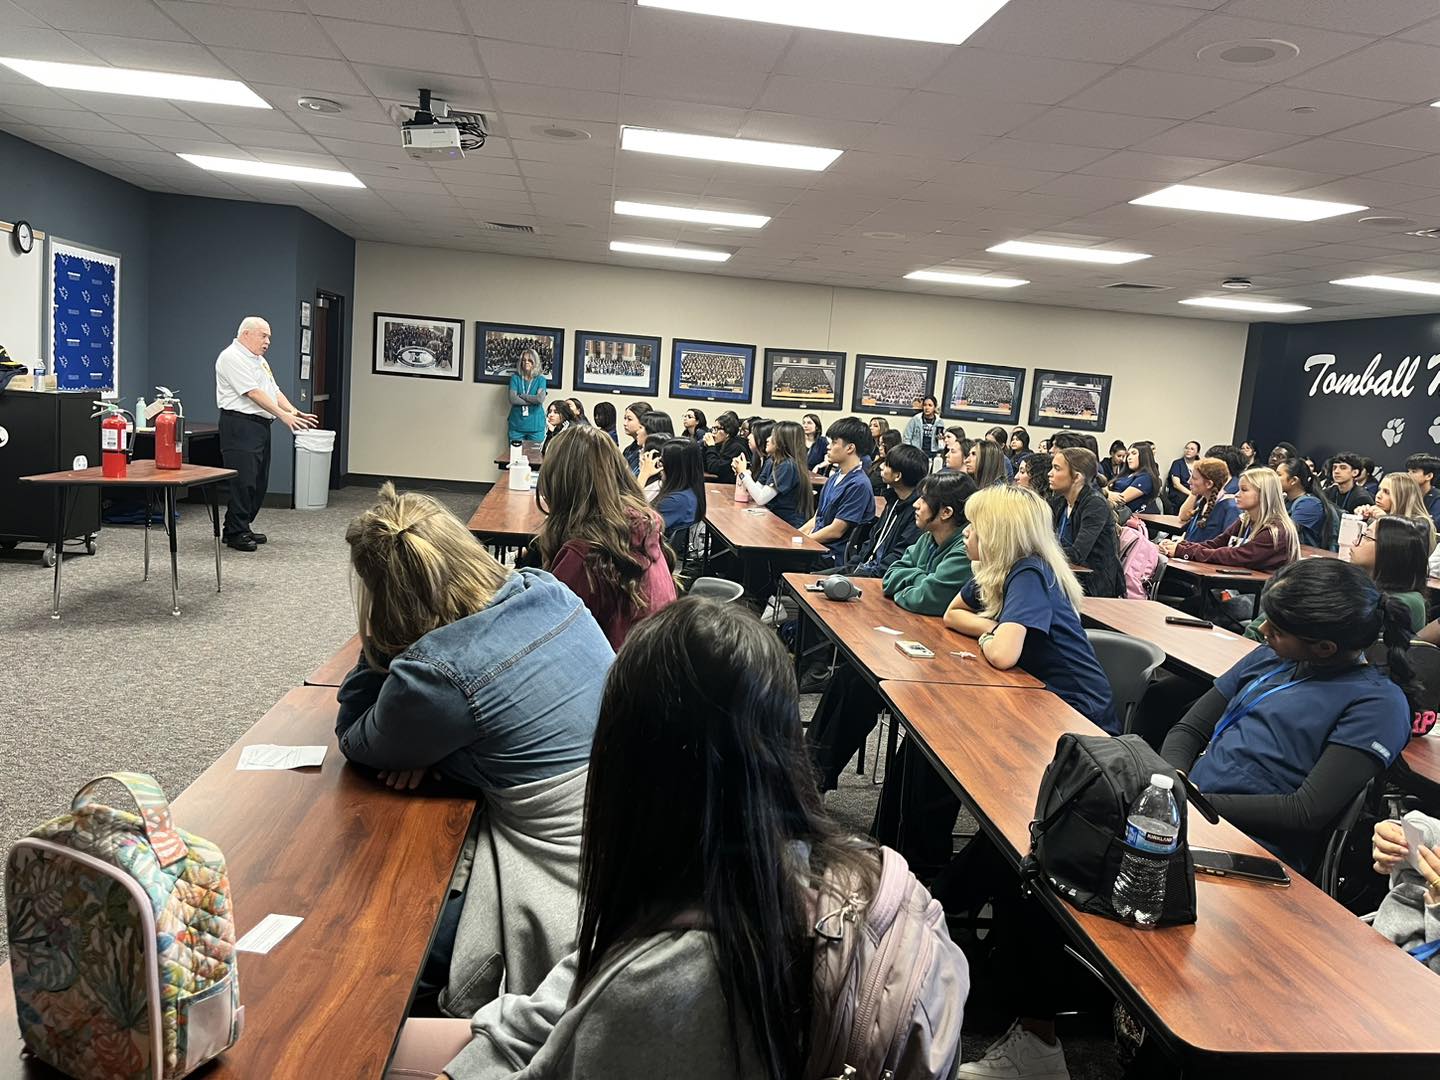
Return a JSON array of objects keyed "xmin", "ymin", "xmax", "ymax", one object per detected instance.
[
  {"xmin": 1130, "ymin": 184, "xmax": 1366, "ymax": 222},
  {"xmin": 1179, "ymin": 297, "xmax": 1311, "ymax": 314},
  {"xmin": 610, "ymin": 240, "xmax": 732, "ymax": 262},
  {"xmin": 636, "ymin": 0, "xmax": 1013, "ymax": 46},
  {"xmin": 0, "ymin": 58, "xmax": 270, "ymax": 108},
  {"xmin": 905, "ymin": 270, "xmax": 1029, "ymax": 288},
  {"xmin": 614, "ymin": 200, "xmax": 769, "ymax": 228},
  {"xmin": 1331, "ymin": 275, "xmax": 1440, "ymax": 297},
  {"xmin": 987, "ymin": 240, "xmax": 1150, "ymax": 265},
  {"xmin": 178, "ymin": 154, "xmax": 364, "ymax": 187},
  {"xmin": 620, "ymin": 127, "xmax": 841, "ymax": 171}
]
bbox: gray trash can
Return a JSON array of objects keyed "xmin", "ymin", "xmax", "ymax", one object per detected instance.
[{"xmin": 294, "ymin": 428, "xmax": 335, "ymax": 510}]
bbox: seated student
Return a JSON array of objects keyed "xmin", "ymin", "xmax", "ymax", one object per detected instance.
[
  {"xmin": 1049, "ymin": 446, "xmax": 1124, "ymax": 599},
  {"xmin": 620, "ymin": 401, "xmax": 651, "ymax": 474},
  {"xmin": 742, "ymin": 417, "xmax": 774, "ymax": 477},
  {"xmin": 1015, "ymin": 451, "xmax": 1052, "ymax": 501},
  {"xmin": 802, "ymin": 411, "xmax": 829, "ymax": 471},
  {"xmin": 385, "ymin": 598, "xmax": 967, "ymax": 1080},
  {"xmin": 967, "ymin": 438, "xmax": 1009, "ymax": 488},
  {"xmin": 639, "ymin": 409, "xmax": 674, "ymax": 444},
  {"xmin": 938, "ymin": 432, "xmax": 969, "ymax": 475},
  {"xmin": 1239, "ymin": 438, "xmax": 1259, "ymax": 470},
  {"xmin": 869, "ymin": 415, "xmax": 890, "ymax": 444},
  {"xmin": 846, "ymin": 444, "xmax": 930, "ymax": 577},
  {"xmin": 1164, "ymin": 440, "xmax": 1200, "ymax": 512},
  {"xmin": 506, "ymin": 348, "xmax": 547, "ymax": 445},
  {"xmin": 1359, "ymin": 471, "xmax": 1438, "ymax": 544},
  {"xmin": 1207, "ymin": 444, "xmax": 1245, "ymax": 495},
  {"xmin": 869, "ymin": 428, "xmax": 903, "ymax": 496},
  {"xmin": 1157, "ymin": 466, "xmax": 1299, "ymax": 572},
  {"xmin": 984, "ymin": 425, "xmax": 1015, "ymax": 478},
  {"xmin": 592, "ymin": 400, "xmax": 618, "ymax": 445},
  {"xmin": 649, "ymin": 437, "xmax": 707, "ymax": 535},
  {"xmin": 802, "ymin": 417, "xmax": 877, "ymax": 565},
  {"xmin": 1267, "ymin": 440, "xmax": 1299, "ymax": 469},
  {"xmin": 1408, "ymin": 452, "xmax": 1440, "ymax": 532},
  {"xmin": 680, "ymin": 406, "xmax": 706, "ymax": 442},
  {"xmin": 735, "ymin": 418, "xmax": 813, "ymax": 529},
  {"xmin": 1176, "ymin": 456, "xmax": 1240, "ymax": 543},
  {"xmin": 1277, "ymin": 457, "xmax": 1336, "ymax": 549},
  {"xmin": 1105, "ymin": 442, "xmax": 1163, "ymax": 514},
  {"xmin": 336, "ymin": 483, "xmax": 612, "ymax": 1015},
  {"xmin": 1326, "ymin": 451, "xmax": 1374, "ymax": 513},
  {"xmin": 808, "ymin": 471, "xmax": 976, "ymax": 791},
  {"xmin": 566, "ymin": 398, "xmax": 590, "ymax": 426},
  {"xmin": 1349, "ymin": 515, "xmax": 1430, "ymax": 636},
  {"xmin": 701, "ymin": 412, "xmax": 747, "ymax": 485},
  {"xmin": 635, "ymin": 436, "xmax": 664, "ymax": 502},
  {"xmin": 1007, "ymin": 426, "xmax": 1031, "ymax": 467},
  {"xmin": 1359, "ymin": 456, "xmax": 1380, "ymax": 497},
  {"xmin": 534, "ymin": 426, "xmax": 677, "ymax": 648},
  {"xmin": 1370, "ymin": 813, "xmax": 1440, "ymax": 975},
  {"xmin": 1099, "ymin": 439, "xmax": 1128, "ymax": 484},
  {"xmin": 1162, "ymin": 559, "xmax": 1415, "ymax": 873}
]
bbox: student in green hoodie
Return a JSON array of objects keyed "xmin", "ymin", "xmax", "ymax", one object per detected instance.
[{"xmin": 806, "ymin": 472, "xmax": 976, "ymax": 791}]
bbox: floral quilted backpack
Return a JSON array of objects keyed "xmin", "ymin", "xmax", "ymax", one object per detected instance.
[{"xmin": 5, "ymin": 772, "xmax": 243, "ymax": 1079}]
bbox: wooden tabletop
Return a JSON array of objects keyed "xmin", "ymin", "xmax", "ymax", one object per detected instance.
[
  {"xmin": 1298, "ymin": 545, "xmax": 1440, "ymax": 592},
  {"xmin": 1080, "ymin": 597, "xmax": 1258, "ymax": 681},
  {"xmin": 493, "ymin": 445, "xmax": 543, "ymax": 469},
  {"xmin": 881, "ymin": 680, "xmax": 1440, "ymax": 1072},
  {"xmin": 1404, "ymin": 731, "xmax": 1440, "ymax": 786},
  {"xmin": 1163, "ymin": 557, "xmax": 1271, "ymax": 585},
  {"xmin": 304, "ymin": 633, "xmax": 362, "ymax": 688},
  {"xmin": 781, "ymin": 571, "xmax": 1042, "ymax": 689},
  {"xmin": 705, "ymin": 485, "xmax": 828, "ymax": 554},
  {"xmin": 0, "ymin": 686, "xmax": 476, "ymax": 1079},
  {"xmin": 19, "ymin": 460, "xmax": 235, "ymax": 487},
  {"xmin": 466, "ymin": 482, "xmax": 545, "ymax": 542},
  {"xmin": 1138, "ymin": 512, "xmax": 1185, "ymax": 533}
]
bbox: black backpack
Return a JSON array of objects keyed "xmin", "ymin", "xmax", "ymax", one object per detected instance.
[{"xmin": 1021, "ymin": 733, "xmax": 1197, "ymax": 927}]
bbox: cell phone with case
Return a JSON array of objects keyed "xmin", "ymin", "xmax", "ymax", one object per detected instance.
[
  {"xmin": 1191, "ymin": 847, "xmax": 1291, "ymax": 886},
  {"xmin": 895, "ymin": 640, "xmax": 935, "ymax": 659}
]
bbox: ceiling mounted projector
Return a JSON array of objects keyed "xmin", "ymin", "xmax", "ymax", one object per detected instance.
[{"xmin": 400, "ymin": 88, "xmax": 487, "ymax": 161}]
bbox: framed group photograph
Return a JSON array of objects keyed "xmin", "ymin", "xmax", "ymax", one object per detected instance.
[
  {"xmin": 372, "ymin": 312, "xmax": 464, "ymax": 380},
  {"xmin": 761, "ymin": 349, "xmax": 846, "ymax": 411},
  {"xmin": 670, "ymin": 338, "xmax": 756, "ymax": 403},
  {"xmin": 474, "ymin": 321, "xmax": 564, "ymax": 388},
  {"xmin": 1028, "ymin": 368, "xmax": 1113, "ymax": 432},
  {"xmin": 573, "ymin": 330, "xmax": 662, "ymax": 395},
  {"xmin": 940, "ymin": 361, "xmax": 1025, "ymax": 426},
  {"xmin": 851, "ymin": 354, "xmax": 937, "ymax": 416}
]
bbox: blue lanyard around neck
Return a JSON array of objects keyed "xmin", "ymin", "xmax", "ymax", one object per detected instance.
[
  {"xmin": 1210, "ymin": 664, "xmax": 1310, "ymax": 746},
  {"xmin": 1410, "ymin": 939, "xmax": 1440, "ymax": 963}
]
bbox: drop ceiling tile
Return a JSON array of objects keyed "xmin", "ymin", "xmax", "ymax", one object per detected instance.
[
  {"xmin": 626, "ymin": 7, "xmax": 792, "ymax": 69},
  {"xmin": 56, "ymin": 34, "xmax": 232, "ymax": 79},
  {"xmin": 478, "ymin": 43, "xmax": 621, "ymax": 92},
  {"xmin": 622, "ymin": 54, "xmax": 765, "ymax": 110},
  {"xmin": 1360, "ymin": 155, "xmax": 1440, "ymax": 187},
  {"xmin": 1130, "ymin": 120, "xmax": 1302, "ymax": 158},
  {"xmin": 1221, "ymin": 0, "xmax": 1437, "ymax": 35},
  {"xmin": 1330, "ymin": 109, "xmax": 1440, "ymax": 154},
  {"xmin": 1006, "ymin": 107, "xmax": 1177, "ymax": 149},
  {"xmin": 1, "ymin": 104, "xmax": 123, "ymax": 130},
  {"xmin": 176, "ymin": 100, "xmax": 302, "ymax": 128},
  {"xmin": 753, "ymin": 77, "xmax": 908, "ymax": 124},
  {"xmin": 618, "ymin": 96, "xmax": 745, "ymax": 138},
  {"xmin": 9, "ymin": 0, "xmax": 193, "ymax": 38},
  {"xmin": 282, "ymin": 117, "xmax": 395, "ymax": 144},
  {"xmin": 0, "ymin": 80, "xmax": 75, "ymax": 109},
  {"xmin": 1131, "ymin": 14, "xmax": 1371, "ymax": 85},
  {"xmin": 963, "ymin": 138, "xmax": 1114, "ymax": 171},
  {"xmin": 461, "ymin": 0, "xmax": 629, "ymax": 52},
  {"xmin": 967, "ymin": 0, "xmax": 1207, "ymax": 63},
  {"xmin": 206, "ymin": 124, "xmax": 324, "ymax": 152},
  {"xmin": 211, "ymin": 48, "xmax": 369, "ymax": 94},
  {"xmin": 737, "ymin": 112, "xmax": 874, "ymax": 151},
  {"xmin": 316, "ymin": 135, "xmax": 415, "ymax": 161},
  {"xmin": 307, "ymin": 0, "xmax": 468, "ymax": 32},
  {"xmin": 922, "ymin": 48, "xmax": 1111, "ymax": 105},
  {"xmin": 774, "ymin": 31, "xmax": 950, "ymax": 89},
  {"xmin": 317, "ymin": 18, "xmax": 482, "ymax": 76},
  {"xmin": 889, "ymin": 92, "xmax": 1047, "ymax": 136},
  {"xmin": 107, "ymin": 114, "xmax": 210, "ymax": 138},
  {"xmin": 142, "ymin": 135, "xmax": 253, "ymax": 156},
  {"xmin": 0, "ymin": 0, "xmax": 42, "ymax": 26},
  {"xmin": 1384, "ymin": 194, "xmax": 1440, "ymax": 218},
  {"xmin": 1032, "ymin": 171, "xmax": 1156, "ymax": 201},
  {"xmin": 855, "ymin": 124, "xmax": 995, "ymax": 161},
  {"xmin": 1078, "ymin": 149, "xmax": 1228, "ymax": 180},
  {"xmin": 1248, "ymin": 138, "xmax": 1427, "ymax": 176},
  {"xmin": 494, "ymin": 80, "xmax": 620, "ymax": 123},
  {"xmin": 1064, "ymin": 68, "xmax": 1256, "ymax": 120},
  {"xmin": 1286, "ymin": 41, "xmax": 1440, "ymax": 105},
  {"xmin": 1294, "ymin": 175, "xmax": 1435, "ymax": 208},
  {"xmin": 156, "ymin": 2, "xmax": 338, "ymax": 56},
  {"xmin": 0, "ymin": 27, "xmax": 103, "ymax": 62},
  {"xmin": 1188, "ymin": 162, "xmax": 1338, "ymax": 193}
]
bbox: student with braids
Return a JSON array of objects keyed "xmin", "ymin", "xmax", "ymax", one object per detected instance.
[
  {"xmin": 1158, "ymin": 466, "xmax": 1299, "ymax": 572},
  {"xmin": 1175, "ymin": 456, "xmax": 1239, "ymax": 543},
  {"xmin": 1163, "ymin": 558, "xmax": 1416, "ymax": 873}
]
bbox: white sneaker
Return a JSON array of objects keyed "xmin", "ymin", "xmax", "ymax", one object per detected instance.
[{"xmin": 956, "ymin": 1020, "xmax": 1070, "ymax": 1080}]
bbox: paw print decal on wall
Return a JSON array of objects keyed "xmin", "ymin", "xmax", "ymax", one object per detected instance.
[
  {"xmin": 1383, "ymin": 418, "xmax": 1406, "ymax": 447},
  {"xmin": 1430, "ymin": 417, "xmax": 1440, "ymax": 444}
]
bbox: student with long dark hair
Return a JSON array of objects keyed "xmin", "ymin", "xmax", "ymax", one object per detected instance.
[
  {"xmin": 1049, "ymin": 447, "xmax": 1123, "ymax": 598},
  {"xmin": 801, "ymin": 412, "xmax": 829, "ymax": 471},
  {"xmin": 1240, "ymin": 439, "xmax": 1258, "ymax": 469},
  {"xmin": 1106, "ymin": 442, "xmax": 1162, "ymax": 513},
  {"xmin": 640, "ymin": 410, "xmax": 674, "ymax": 440},
  {"xmin": 848, "ymin": 443, "xmax": 928, "ymax": 577},
  {"xmin": 744, "ymin": 418, "xmax": 775, "ymax": 476},
  {"xmin": 541, "ymin": 399, "xmax": 576, "ymax": 454},
  {"xmin": 1277, "ymin": 456, "xmax": 1336, "ymax": 549},
  {"xmin": 593, "ymin": 400, "xmax": 618, "ymax": 445},
  {"xmin": 869, "ymin": 428, "xmax": 903, "ymax": 496},
  {"xmin": 1100, "ymin": 439, "xmax": 1127, "ymax": 484},
  {"xmin": 967, "ymin": 439, "xmax": 1009, "ymax": 488},
  {"xmin": 1350, "ymin": 515, "xmax": 1430, "ymax": 635},
  {"xmin": 620, "ymin": 401, "xmax": 652, "ymax": 475},
  {"xmin": 1163, "ymin": 559, "xmax": 1415, "ymax": 872},
  {"xmin": 384, "ymin": 598, "xmax": 967, "ymax": 1080},
  {"xmin": 984, "ymin": 425, "xmax": 1015, "ymax": 478},
  {"xmin": 702, "ymin": 412, "xmax": 747, "ymax": 485},
  {"xmin": 681, "ymin": 406, "xmax": 707, "ymax": 442},
  {"xmin": 1007, "ymin": 427, "xmax": 1030, "ymax": 465},
  {"xmin": 652, "ymin": 437, "xmax": 707, "ymax": 534},
  {"xmin": 1014, "ymin": 451, "xmax": 1053, "ymax": 502},
  {"xmin": 735, "ymin": 419, "xmax": 813, "ymax": 529},
  {"xmin": 566, "ymin": 398, "xmax": 590, "ymax": 426}
]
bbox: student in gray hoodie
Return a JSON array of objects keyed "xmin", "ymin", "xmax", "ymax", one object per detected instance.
[
  {"xmin": 1371, "ymin": 811, "xmax": 1440, "ymax": 973},
  {"xmin": 384, "ymin": 596, "xmax": 965, "ymax": 1080}
]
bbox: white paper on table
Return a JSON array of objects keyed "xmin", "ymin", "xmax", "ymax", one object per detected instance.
[
  {"xmin": 874, "ymin": 626, "xmax": 902, "ymax": 635},
  {"xmin": 237, "ymin": 744, "xmax": 327, "ymax": 771},
  {"xmin": 235, "ymin": 914, "xmax": 303, "ymax": 954}
]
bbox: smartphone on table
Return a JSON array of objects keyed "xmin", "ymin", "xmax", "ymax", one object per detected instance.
[{"xmin": 1191, "ymin": 847, "xmax": 1291, "ymax": 886}]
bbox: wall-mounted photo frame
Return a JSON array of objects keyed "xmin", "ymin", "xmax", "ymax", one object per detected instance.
[
  {"xmin": 573, "ymin": 330, "xmax": 662, "ymax": 395},
  {"xmin": 474, "ymin": 321, "xmax": 564, "ymax": 388},
  {"xmin": 1028, "ymin": 368, "xmax": 1113, "ymax": 432},
  {"xmin": 761, "ymin": 348, "xmax": 846, "ymax": 411},
  {"xmin": 670, "ymin": 338, "xmax": 756, "ymax": 403},
  {"xmin": 851, "ymin": 354, "xmax": 937, "ymax": 416},
  {"xmin": 940, "ymin": 361, "xmax": 1026, "ymax": 426},
  {"xmin": 372, "ymin": 312, "xmax": 464, "ymax": 380}
]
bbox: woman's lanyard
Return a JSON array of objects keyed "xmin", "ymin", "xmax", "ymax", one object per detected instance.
[
  {"xmin": 1059, "ymin": 504, "xmax": 1074, "ymax": 545},
  {"xmin": 1210, "ymin": 664, "xmax": 1311, "ymax": 746},
  {"xmin": 516, "ymin": 375, "xmax": 539, "ymax": 416},
  {"xmin": 1410, "ymin": 939, "xmax": 1440, "ymax": 963}
]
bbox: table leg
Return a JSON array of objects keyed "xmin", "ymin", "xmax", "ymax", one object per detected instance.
[
  {"xmin": 206, "ymin": 484, "xmax": 221, "ymax": 593},
  {"xmin": 166, "ymin": 487, "xmax": 180, "ymax": 616},
  {"xmin": 50, "ymin": 487, "xmax": 77, "ymax": 620},
  {"xmin": 143, "ymin": 490, "xmax": 151, "ymax": 582},
  {"xmin": 788, "ymin": 578, "xmax": 807, "ymax": 685},
  {"xmin": 702, "ymin": 524, "xmax": 711, "ymax": 577}
]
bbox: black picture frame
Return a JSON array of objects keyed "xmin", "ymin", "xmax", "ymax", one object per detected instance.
[
  {"xmin": 669, "ymin": 338, "xmax": 756, "ymax": 403},
  {"xmin": 473, "ymin": 321, "xmax": 564, "ymax": 388},
  {"xmin": 1027, "ymin": 368, "xmax": 1113, "ymax": 433},
  {"xmin": 939, "ymin": 361, "xmax": 1026, "ymax": 426},
  {"xmin": 372, "ymin": 312, "xmax": 465, "ymax": 380},
  {"xmin": 851, "ymin": 354, "xmax": 937, "ymax": 416},
  {"xmin": 573, "ymin": 330, "xmax": 662, "ymax": 395},
  {"xmin": 761, "ymin": 348, "xmax": 846, "ymax": 411}
]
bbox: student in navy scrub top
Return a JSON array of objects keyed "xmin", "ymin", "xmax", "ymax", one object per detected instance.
[
  {"xmin": 1359, "ymin": 456, "xmax": 1380, "ymax": 498},
  {"xmin": 1326, "ymin": 451, "xmax": 1374, "ymax": 514},
  {"xmin": 1099, "ymin": 440, "xmax": 1128, "ymax": 484},
  {"xmin": 680, "ymin": 406, "xmax": 706, "ymax": 442},
  {"xmin": 1206, "ymin": 443, "xmax": 1245, "ymax": 496},
  {"xmin": 1176, "ymin": 457, "xmax": 1240, "ymax": 543},
  {"xmin": 620, "ymin": 401, "xmax": 652, "ymax": 475},
  {"xmin": 1165, "ymin": 440, "xmax": 1201, "ymax": 513},
  {"xmin": 650, "ymin": 438, "xmax": 707, "ymax": 534},
  {"xmin": 1240, "ymin": 439, "xmax": 1258, "ymax": 470},
  {"xmin": 1277, "ymin": 457, "xmax": 1335, "ymax": 549},
  {"xmin": 966, "ymin": 439, "xmax": 1009, "ymax": 488},
  {"xmin": 593, "ymin": 400, "xmax": 618, "ymax": 445},
  {"xmin": 1106, "ymin": 442, "xmax": 1162, "ymax": 514},
  {"xmin": 1163, "ymin": 559, "xmax": 1415, "ymax": 873},
  {"xmin": 803, "ymin": 417, "xmax": 876, "ymax": 564},
  {"xmin": 847, "ymin": 444, "xmax": 928, "ymax": 577},
  {"xmin": 506, "ymin": 349, "xmax": 547, "ymax": 444},
  {"xmin": 734, "ymin": 419, "xmax": 814, "ymax": 529},
  {"xmin": 1049, "ymin": 446, "xmax": 1123, "ymax": 598},
  {"xmin": 802, "ymin": 412, "xmax": 829, "ymax": 472},
  {"xmin": 1406, "ymin": 452, "xmax": 1440, "ymax": 533}
]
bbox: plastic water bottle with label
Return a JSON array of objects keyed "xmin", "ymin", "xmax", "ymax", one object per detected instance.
[{"xmin": 1111, "ymin": 773, "xmax": 1181, "ymax": 928}]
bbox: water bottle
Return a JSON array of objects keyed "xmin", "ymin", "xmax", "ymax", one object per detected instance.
[{"xmin": 1111, "ymin": 773, "xmax": 1181, "ymax": 928}]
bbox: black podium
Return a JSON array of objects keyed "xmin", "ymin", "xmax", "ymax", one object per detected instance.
[{"xmin": 0, "ymin": 390, "xmax": 101, "ymax": 563}]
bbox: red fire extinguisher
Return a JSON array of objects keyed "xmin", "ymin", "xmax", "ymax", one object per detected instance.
[
  {"xmin": 153, "ymin": 385, "xmax": 184, "ymax": 470},
  {"xmin": 93, "ymin": 404, "xmax": 133, "ymax": 478}
]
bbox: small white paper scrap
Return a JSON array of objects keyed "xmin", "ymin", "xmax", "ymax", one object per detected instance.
[
  {"xmin": 235, "ymin": 914, "xmax": 303, "ymax": 955},
  {"xmin": 237, "ymin": 744, "xmax": 327, "ymax": 771},
  {"xmin": 874, "ymin": 626, "xmax": 902, "ymax": 635}
]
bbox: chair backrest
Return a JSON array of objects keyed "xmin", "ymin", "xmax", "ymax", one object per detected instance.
[
  {"xmin": 1145, "ymin": 552, "xmax": 1169, "ymax": 600},
  {"xmin": 1085, "ymin": 629, "xmax": 1167, "ymax": 734},
  {"xmin": 844, "ymin": 515, "xmax": 879, "ymax": 566},
  {"xmin": 1365, "ymin": 639, "xmax": 1440, "ymax": 735},
  {"xmin": 1314, "ymin": 779, "xmax": 1373, "ymax": 899},
  {"xmin": 686, "ymin": 576, "xmax": 745, "ymax": 604}
]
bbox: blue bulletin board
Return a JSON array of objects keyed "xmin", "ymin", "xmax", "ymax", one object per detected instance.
[{"xmin": 48, "ymin": 237, "xmax": 120, "ymax": 397}]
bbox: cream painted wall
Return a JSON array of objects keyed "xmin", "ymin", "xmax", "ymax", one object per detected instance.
[{"xmin": 349, "ymin": 241, "xmax": 1248, "ymax": 485}]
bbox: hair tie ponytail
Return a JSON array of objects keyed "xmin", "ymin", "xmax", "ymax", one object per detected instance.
[{"xmin": 1378, "ymin": 590, "xmax": 1422, "ymax": 711}]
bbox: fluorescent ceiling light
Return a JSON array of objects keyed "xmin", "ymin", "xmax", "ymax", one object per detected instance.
[
  {"xmin": 1180, "ymin": 297, "xmax": 1311, "ymax": 314},
  {"xmin": 987, "ymin": 240, "xmax": 1149, "ymax": 265},
  {"xmin": 0, "ymin": 57, "xmax": 269, "ymax": 108},
  {"xmin": 177, "ymin": 154, "xmax": 363, "ymax": 188},
  {"xmin": 1130, "ymin": 184, "xmax": 1365, "ymax": 222},
  {"xmin": 614, "ymin": 200, "xmax": 769, "ymax": 228},
  {"xmin": 636, "ymin": 0, "xmax": 1012, "ymax": 46},
  {"xmin": 610, "ymin": 240, "xmax": 731, "ymax": 262},
  {"xmin": 905, "ymin": 270, "xmax": 1028, "ymax": 288},
  {"xmin": 620, "ymin": 126, "xmax": 840, "ymax": 171},
  {"xmin": 1331, "ymin": 274, "xmax": 1440, "ymax": 297}
]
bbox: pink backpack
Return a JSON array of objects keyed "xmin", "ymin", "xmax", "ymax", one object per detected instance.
[
  {"xmin": 1118, "ymin": 516, "xmax": 1162, "ymax": 600},
  {"xmin": 806, "ymin": 846, "xmax": 968, "ymax": 1079}
]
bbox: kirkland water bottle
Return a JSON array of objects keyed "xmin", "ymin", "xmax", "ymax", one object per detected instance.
[{"xmin": 1111, "ymin": 773, "xmax": 1181, "ymax": 928}]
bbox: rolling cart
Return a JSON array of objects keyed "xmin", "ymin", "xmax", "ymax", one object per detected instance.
[{"xmin": 0, "ymin": 389, "xmax": 102, "ymax": 565}]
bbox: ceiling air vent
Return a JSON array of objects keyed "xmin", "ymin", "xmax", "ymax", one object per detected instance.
[
  {"xmin": 479, "ymin": 221, "xmax": 535, "ymax": 233},
  {"xmin": 1103, "ymin": 282, "xmax": 1170, "ymax": 291}
]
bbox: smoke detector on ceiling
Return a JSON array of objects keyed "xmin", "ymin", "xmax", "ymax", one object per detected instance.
[
  {"xmin": 1220, "ymin": 277, "xmax": 1253, "ymax": 290},
  {"xmin": 1197, "ymin": 39, "xmax": 1300, "ymax": 67},
  {"xmin": 297, "ymin": 96, "xmax": 342, "ymax": 114},
  {"xmin": 532, "ymin": 124, "xmax": 591, "ymax": 140},
  {"xmin": 1103, "ymin": 282, "xmax": 1170, "ymax": 291},
  {"xmin": 1359, "ymin": 215, "xmax": 1418, "ymax": 228}
]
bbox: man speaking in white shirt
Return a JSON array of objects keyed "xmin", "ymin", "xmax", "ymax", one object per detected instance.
[{"xmin": 215, "ymin": 316, "xmax": 317, "ymax": 552}]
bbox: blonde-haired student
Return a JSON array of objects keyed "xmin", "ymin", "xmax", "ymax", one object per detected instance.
[{"xmin": 1158, "ymin": 466, "xmax": 1299, "ymax": 571}]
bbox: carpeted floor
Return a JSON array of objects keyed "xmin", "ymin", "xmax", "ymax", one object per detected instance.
[{"xmin": 0, "ymin": 481, "xmax": 1122, "ymax": 1075}]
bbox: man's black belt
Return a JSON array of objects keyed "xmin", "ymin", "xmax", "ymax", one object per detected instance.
[{"xmin": 221, "ymin": 408, "xmax": 272, "ymax": 425}]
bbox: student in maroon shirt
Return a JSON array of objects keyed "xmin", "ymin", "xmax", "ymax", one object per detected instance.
[{"xmin": 1159, "ymin": 466, "xmax": 1299, "ymax": 572}]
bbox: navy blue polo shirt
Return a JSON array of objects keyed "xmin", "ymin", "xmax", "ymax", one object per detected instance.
[
  {"xmin": 1287, "ymin": 494, "xmax": 1325, "ymax": 547},
  {"xmin": 1184, "ymin": 496, "xmax": 1240, "ymax": 543},
  {"xmin": 766, "ymin": 459, "xmax": 804, "ymax": 528},
  {"xmin": 960, "ymin": 556, "xmax": 1118, "ymax": 733},
  {"xmin": 813, "ymin": 463, "xmax": 875, "ymax": 561}
]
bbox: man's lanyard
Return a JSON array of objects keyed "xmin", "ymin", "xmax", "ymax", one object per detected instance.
[
  {"xmin": 1059, "ymin": 504, "xmax": 1074, "ymax": 545},
  {"xmin": 1210, "ymin": 664, "xmax": 1310, "ymax": 746},
  {"xmin": 1410, "ymin": 939, "xmax": 1440, "ymax": 963}
]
